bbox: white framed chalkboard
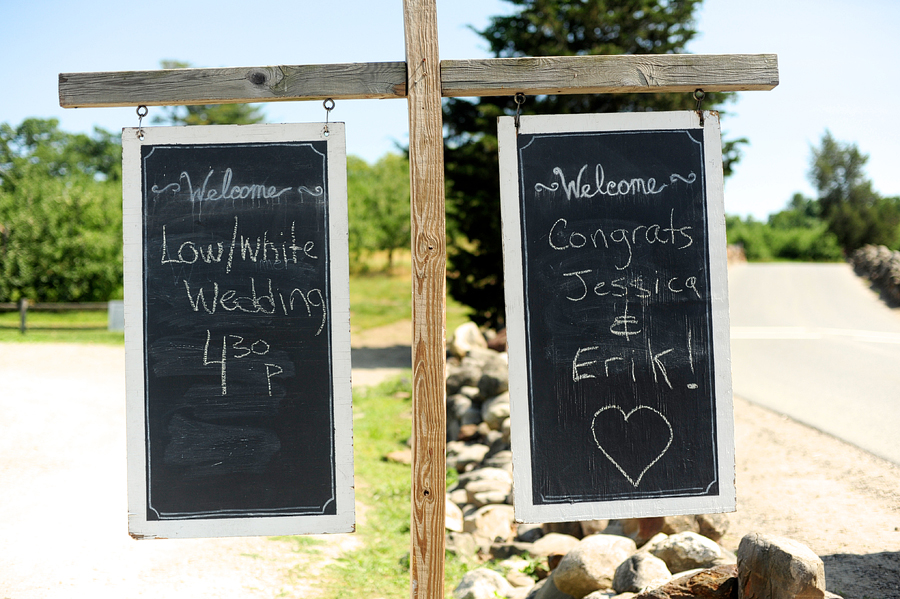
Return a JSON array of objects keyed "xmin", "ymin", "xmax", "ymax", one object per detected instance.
[
  {"xmin": 499, "ymin": 111, "xmax": 735, "ymax": 523},
  {"xmin": 122, "ymin": 123, "xmax": 354, "ymax": 538}
]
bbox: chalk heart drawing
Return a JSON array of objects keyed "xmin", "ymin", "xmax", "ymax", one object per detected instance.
[{"xmin": 591, "ymin": 405, "xmax": 673, "ymax": 488}]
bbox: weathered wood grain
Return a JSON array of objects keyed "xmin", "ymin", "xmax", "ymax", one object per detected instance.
[
  {"xmin": 59, "ymin": 62, "xmax": 407, "ymax": 107},
  {"xmin": 59, "ymin": 54, "xmax": 777, "ymax": 108},
  {"xmin": 440, "ymin": 53, "xmax": 779, "ymax": 96},
  {"xmin": 404, "ymin": 0, "xmax": 447, "ymax": 598}
]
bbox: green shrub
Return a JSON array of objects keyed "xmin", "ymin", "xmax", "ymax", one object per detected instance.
[
  {"xmin": 0, "ymin": 172, "xmax": 123, "ymax": 301},
  {"xmin": 725, "ymin": 214, "xmax": 843, "ymax": 262}
]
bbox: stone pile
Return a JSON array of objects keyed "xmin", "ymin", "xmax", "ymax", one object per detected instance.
[
  {"xmin": 850, "ymin": 244, "xmax": 900, "ymax": 305},
  {"xmin": 442, "ymin": 322, "xmax": 842, "ymax": 599}
]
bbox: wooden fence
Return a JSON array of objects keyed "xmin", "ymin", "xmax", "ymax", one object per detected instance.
[{"xmin": 0, "ymin": 299, "xmax": 117, "ymax": 333}]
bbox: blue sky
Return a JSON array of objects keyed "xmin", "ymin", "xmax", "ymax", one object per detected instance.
[{"xmin": 2, "ymin": 0, "xmax": 898, "ymax": 219}]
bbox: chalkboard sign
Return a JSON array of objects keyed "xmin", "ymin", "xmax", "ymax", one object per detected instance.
[
  {"xmin": 499, "ymin": 112, "xmax": 734, "ymax": 523},
  {"xmin": 122, "ymin": 124, "xmax": 353, "ymax": 538}
]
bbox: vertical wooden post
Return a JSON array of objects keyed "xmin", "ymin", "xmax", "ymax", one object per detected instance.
[
  {"xmin": 403, "ymin": 0, "xmax": 446, "ymax": 597},
  {"xmin": 19, "ymin": 298, "xmax": 27, "ymax": 335}
]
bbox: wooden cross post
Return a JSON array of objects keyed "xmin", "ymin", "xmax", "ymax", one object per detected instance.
[
  {"xmin": 402, "ymin": 2, "xmax": 448, "ymax": 595},
  {"xmin": 59, "ymin": 2, "xmax": 777, "ymax": 597}
]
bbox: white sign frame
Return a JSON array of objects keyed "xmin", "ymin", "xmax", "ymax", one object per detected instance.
[
  {"xmin": 499, "ymin": 111, "xmax": 735, "ymax": 523},
  {"xmin": 123, "ymin": 123, "xmax": 354, "ymax": 538}
]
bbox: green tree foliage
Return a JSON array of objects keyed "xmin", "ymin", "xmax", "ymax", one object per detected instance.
[
  {"xmin": 444, "ymin": 0, "xmax": 740, "ymax": 327},
  {"xmin": 0, "ymin": 119, "xmax": 123, "ymax": 301},
  {"xmin": 347, "ymin": 154, "xmax": 411, "ymax": 270},
  {"xmin": 810, "ymin": 131, "xmax": 900, "ymax": 251},
  {"xmin": 726, "ymin": 208, "xmax": 842, "ymax": 263},
  {"xmin": 151, "ymin": 60, "xmax": 266, "ymax": 126},
  {"xmin": 0, "ymin": 118, "xmax": 121, "ymax": 187}
]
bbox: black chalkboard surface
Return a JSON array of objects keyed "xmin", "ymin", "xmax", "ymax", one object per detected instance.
[
  {"xmin": 123, "ymin": 124, "xmax": 353, "ymax": 538},
  {"xmin": 499, "ymin": 112, "xmax": 734, "ymax": 522}
]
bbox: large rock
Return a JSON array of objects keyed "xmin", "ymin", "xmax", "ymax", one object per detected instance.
[
  {"xmin": 737, "ymin": 533, "xmax": 827, "ymax": 599},
  {"xmin": 517, "ymin": 522, "xmax": 545, "ymax": 543},
  {"xmin": 635, "ymin": 564, "xmax": 738, "ymax": 599},
  {"xmin": 696, "ymin": 513, "xmax": 729, "ymax": 543},
  {"xmin": 606, "ymin": 518, "xmax": 666, "ymax": 546},
  {"xmin": 851, "ymin": 245, "xmax": 900, "ymax": 304},
  {"xmin": 649, "ymin": 532, "xmax": 734, "ymax": 573},
  {"xmin": 449, "ymin": 322, "xmax": 489, "ymax": 358},
  {"xmin": 553, "ymin": 534, "xmax": 638, "ymax": 598},
  {"xmin": 446, "ymin": 495, "xmax": 465, "ymax": 532},
  {"xmin": 543, "ymin": 521, "xmax": 586, "ymax": 539},
  {"xmin": 448, "ymin": 393, "xmax": 474, "ymax": 420},
  {"xmin": 447, "ymin": 531, "xmax": 480, "ymax": 560},
  {"xmin": 467, "ymin": 347, "xmax": 510, "ymax": 398},
  {"xmin": 464, "ymin": 504, "xmax": 516, "ymax": 543},
  {"xmin": 531, "ymin": 532, "xmax": 581, "ymax": 559},
  {"xmin": 446, "ymin": 358, "xmax": 484, "ymax": 395},
  {"xmin": 484, "ymin": 449, "xmax": 513, "ymax": 470},
  {"xmin": 466, "ymin": 477, "xmax": 512, "ymax": 507},
  {"xmin": 660, "ymin": 515, "xmax": 700, "ymax": 536},
  {"xmin": 613, "ymin": 553, "xmax": 672, "ymax": 594},
  {"xmin": 461, "ymin": 407, "xmax": 485, "ymax": 426},
  {"xmin": 580, "ymin": 520, "xmax": 609, "ymax": 537},
  {"xmin": 481, "ymin": 392, "xmax": 511, "ymax": 430},
  {"xmin": 453, "ymin": 567, "xmax": 515, "ymax": 599},
  {"xmin": 639, "ymin": 533, "xmax": 669, "ymax": 554},
  {"xmin": 490, "ymin": 541, "xmax": 536, "ymax": 561},
  {"xmin": 526, "ymin": 572, "xmax": 576, "ymax": 599},
  {"xmin": 447, "ymin": 442, "xmax": 491, "ymax": 472},
  {"xmin": 457, "ymin": 466, "xmax": 513, "ymax": 487}
]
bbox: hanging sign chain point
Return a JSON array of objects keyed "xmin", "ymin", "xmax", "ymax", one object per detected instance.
[
  {"xmin": 514, "ymin": 92, "xmax": 526, "ymax": 131},
  {"xmin": 136, "ymin": 105, "xmax": 148, "ymax": 140},
  {"xmin": 693, "ymin": 89, "xmax": 706, "ymax": 127},
  {"xmin": 323, "ymin": 98, "xmax": 335, "ymax": 137}
]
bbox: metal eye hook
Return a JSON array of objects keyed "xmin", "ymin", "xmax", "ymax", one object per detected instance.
[
  {"xmin": 514, "ymin": 93, "xmax": 526, "ymax": 131},
  {"xmin": 136, "ymin": 105, "xmax": 148, "ymax": 140},
  {"xmin": 693, "ymin": 89, "xmax": 706, "ymax": 127},
  {"xmin": 323, "ymin": 98, "xmax": 335, "ymax": 137}
]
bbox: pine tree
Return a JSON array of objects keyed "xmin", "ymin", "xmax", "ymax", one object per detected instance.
[{"xmin": 444, "ymin": 0, "xmax": 740, "ymax": 327}]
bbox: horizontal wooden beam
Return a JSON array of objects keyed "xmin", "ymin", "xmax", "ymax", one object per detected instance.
[
  {"xmin": 59, "ymin": 62, "xmax": 408, "ymax": 108},
  {"xmin": 440, "ymin": 54, "xmax": 779, "ymax": 97},
  {"xmin": 59, "ymin": 54, "xmax": 777, "ymax": 108}
]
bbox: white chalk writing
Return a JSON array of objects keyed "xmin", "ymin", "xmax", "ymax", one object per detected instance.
[
  {"xmin": 535, "ymin": 163, "xmax": 696, "ymax": 200},
  {"xmin": 549, "ymin": 209, "xmax": 693, "ymax": 269},
  {"xmin": 183, "ymin": 278, "xmax": 327, "ymax": 336},
  {"xmin": 203, "ymin": 330, "xmax": 284, "ymax": 396},
  {"xmin": 151, "ymin": 167, "xmax": 297, "ymax": 202},
  {"xmin": 161, "ymin": 217, "xmax": 317, "ymax": 274}
]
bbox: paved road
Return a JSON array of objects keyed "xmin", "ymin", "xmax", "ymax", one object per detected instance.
[{"xmin": 728, "ymin": 262, "xmax": 900, "ymax": 464}]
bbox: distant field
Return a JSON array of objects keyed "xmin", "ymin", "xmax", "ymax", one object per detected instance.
[{"xmin": 0, "ymin": 255, "xmax": 472, "ymax": 344}]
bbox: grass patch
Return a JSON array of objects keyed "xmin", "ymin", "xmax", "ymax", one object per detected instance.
[
  {"xmin": 0, "ymin": 310, "xmax": 123, "ymax": 344},
  {"xmin": 292, "ymin": 376, "xmax": 470, "ymax": 598},
  {"xmin": 0, "ymin": 255, "xmax": 474, "ymax": 345},
  {"xmin": 349, "ymin": 256, "xmax": 474, "ymax": 334},
  {"xmin": 349, "ymin": 269, "xmax": 413, "ymax": 332}
]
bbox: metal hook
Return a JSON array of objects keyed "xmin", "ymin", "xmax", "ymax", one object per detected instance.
[
  {"xmin": 323, "ymin": 98, "xmax": 335, "ymax": 137},
  {"xmin": 693, "ymin": 89, "xmax": 705, "ymax": 127},
  {"xmin": 136, "ymin": 105, "xmax": 148, "ymax": 140},
  {"xmin": 514, "ymin": 93, "xmax": 526, "ymax": 131}
]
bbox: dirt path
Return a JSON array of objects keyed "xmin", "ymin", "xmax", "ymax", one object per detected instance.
[
  {"xmin": 0, "ymin": 342, "xmax": 365, "ymax": 599},
  {"xmin": 725, "ymin": 396, "xmax": 900, "ymax": 598},
  {"xmin": 1, "ymin": 321, "xmax": 899, "ymax": 598}
]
